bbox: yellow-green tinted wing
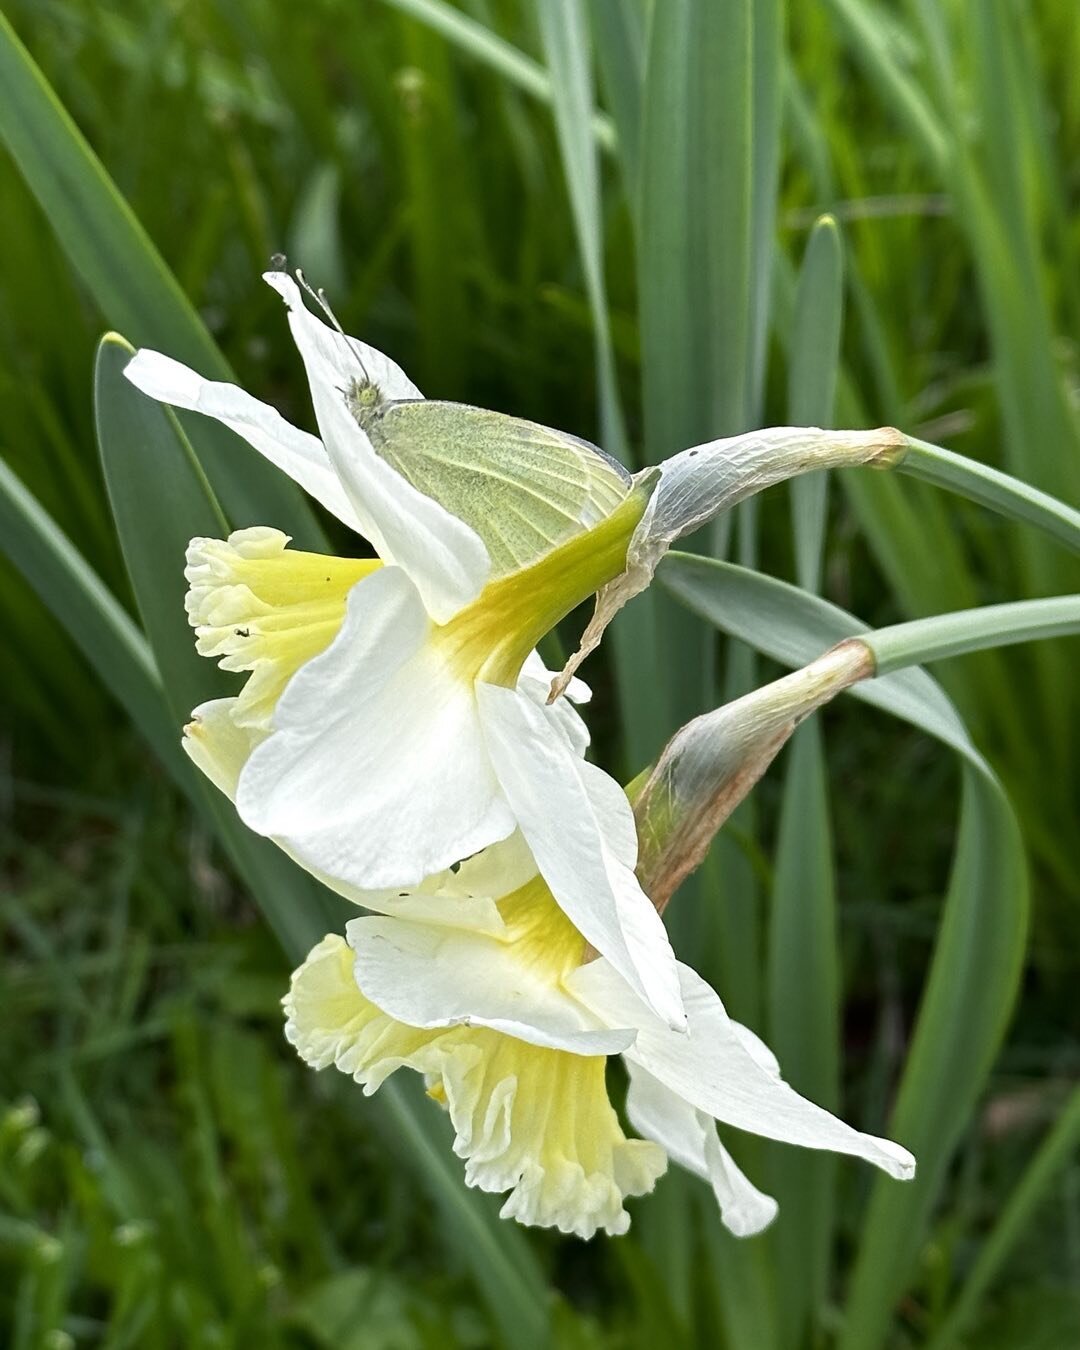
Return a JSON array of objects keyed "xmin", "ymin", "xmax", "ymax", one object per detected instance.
[{"xmin": 363, "ymin": 401, "xmax": 632, "ymax": 576}]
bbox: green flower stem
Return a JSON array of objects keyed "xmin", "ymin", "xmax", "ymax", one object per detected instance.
[
  {"xmin": 865, "ymin": 595, "xmax": 1080, "ymax": 676},
  {"xmin": 896, "ymin": 436, "xmax": 1080, "ymax": 555}
]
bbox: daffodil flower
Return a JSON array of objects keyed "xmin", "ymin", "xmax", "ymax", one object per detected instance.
[
  {"xmin": 284, "ymin": 840, "xmax": 914, "ymax": 1240},
  {"xmin": 123, "ymin": 272, "xmax": 683, "ymax": 1027}
]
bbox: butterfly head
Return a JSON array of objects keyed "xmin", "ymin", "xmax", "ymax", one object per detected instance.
[{"xmin": 344, "ymin": 375, "xmax": 386, "ymax": 428}]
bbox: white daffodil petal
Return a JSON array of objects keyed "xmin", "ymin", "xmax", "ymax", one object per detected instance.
[
  {"xmin": 262, "ymin": 272, "xmax": 490, "ymax": 622},
  {"xmin": 346, "ymin": 915, "xmax": 636, "ymax": 1055},
  {"xmin": 182, "ymin": 697, "xmax": 256, "ymax": 800},
  {"xmin": 261, "ymin": 273, "xmax": 424, "ymax": 401},
  {"xmin": 445, "ymin": 831, "xmax": 539, "ymax": 903},
  {"xmin": 569, "ymin": 961, "xmax": 916, "ymax": 1181},
  {"xmin": 701, "ymin": 1132, "xmax": 780, "ymax": 1239},
  {"xmin": 345, "ymin": 886, "xmax": 508, "ymax": 934},
  {"xmin": 625, "ymin": 1062, "xmax": 778, "ymax": 1237},
  {"xmin": 579, "ymin": 760, "xmax": 639, "ymax": 869},
  {"xmin": 517, "ymin": 653, "xmax": 591, "ymax": 758},
  {"xmin": 236, "ymin": 567, "xmax": 515, "ymax": 888},
  {"xmin": 518, "ymin": 652, "xmax": 592, "ymax": 707},
  {"xmin": 476, "ymin": 683, "xmax": 686, "ymax": 1032},
  {"xmin": 123, "ymin": 349, "xmax": 363, "ymax": 531}
]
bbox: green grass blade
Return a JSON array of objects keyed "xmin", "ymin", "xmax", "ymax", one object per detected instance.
[
  {"xmin": 840, "ymin": 764, "xmax": 1028, "ymax": 1350},
  {"xmin": 660, "ymin": 551, "xmax": 1030, "ymax": 1350},
  {"xmin": 821, "ymin": 0, "xmax": 1080, "ymax": 810},
  {"xmin": 789, "ymin": 216, "xmax": 844, "ymax": 593},
  {"xmin": 747, "ymin": 0, "xmax": 784, "ymax": 416},
  {"xmin": 537, "ymin": 0, "xmax": 627, "ymax": 456},
  {"xmin": 820, "ymin": 0, "xmax": 947, "ymax": 174},
  {"xmin": 767, "ymin": 719, "xmax": 839, "ymax": 1348},
  {"xmin": 589, "ymin": 0, "xmax": 646, "ymax": 192},
  {"xmin": 767, "ymin": 213, "xmax": 846, "ymax": 1349},
  {"xmin": 0, "ymin": 12, "xmax": 322, "ymax": 543},
  {"xmin": 925, "ymin": 1085, "xmax": 1080, "ymax": 1350},
  {"xmin": 0, "ymin": 455, "xmax": 181, "ymax": 781},
  {"xmin": 644, "ymin": 10, "xmax": 777, "ymax": 1339},
  {"xmin": 378, "ymin": 0, "xmax": 616, "ymax": 149},
  {"xmin": 695, "ymin": 0, "xmax": 754, "ymax": 438}
]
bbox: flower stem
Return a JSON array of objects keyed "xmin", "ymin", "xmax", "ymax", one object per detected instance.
[
  {"xmin": 895, "ymin": 436, "xmax": 1080, "ymax": 555},
  {"xmin": 864, "ymin": 594, "xmax": 1080, "ymax": 676}
]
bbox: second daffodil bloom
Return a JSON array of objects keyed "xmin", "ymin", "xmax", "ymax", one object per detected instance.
[
  {"xmin": 123, "ymin": 270, "xmax": 683, "ymax": 1028},
  {"xmin": 284, "ymin": 838, "xmax": 915, "ymax": 1240}
]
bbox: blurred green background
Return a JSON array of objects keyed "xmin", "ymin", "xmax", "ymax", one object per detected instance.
[{"xmin": 2, "ymin": 1, "xmax": 1078, "ymax": 1347}]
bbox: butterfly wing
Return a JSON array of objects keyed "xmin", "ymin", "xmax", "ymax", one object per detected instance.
[{"xmin": 362, "ymin": 400, "xmax": 632, "ymax": 577}]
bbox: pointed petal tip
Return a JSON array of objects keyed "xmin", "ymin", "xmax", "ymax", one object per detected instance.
[
  {"xmin": 665, "ymin": 1006, "xmax": 689, "ymax": 1035},
  {"xmin": 883, "ymin": 1144, "xmax": 917, "ymax": 1181},
  {"xmin": 121, "ymin": 348, "xmax": 198, "ymax": 406},
  {"xmin": 262, "ymin": 269, "xmax": 309, "ymax": 316}
]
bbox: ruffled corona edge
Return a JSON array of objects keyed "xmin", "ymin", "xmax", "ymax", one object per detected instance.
[{"xmin": 284, "ymin": 934, "xmax": 666, "ymax": 1239}]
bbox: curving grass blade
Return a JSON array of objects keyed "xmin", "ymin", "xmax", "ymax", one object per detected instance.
[
  {"xmin": 0, "ymin": 12, "xmax": 322, "ymax": 545},
  {"xmin": 538, "ymin": 0, "xmax": 627, "ymax": 457},
  {"xmin": 0, "ymin": 455, "xmax": 181, "ymax": 783},
  {"xmin": 767, "ymin": 214, "xmax": 846, "ymax": 1349}
]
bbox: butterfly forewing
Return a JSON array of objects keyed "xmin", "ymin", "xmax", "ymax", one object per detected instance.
[{"xmin": 361, "ymin": 401, "xmax": 631, "ymax": 577}]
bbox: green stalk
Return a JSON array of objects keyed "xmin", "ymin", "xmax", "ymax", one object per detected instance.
[
  {"xmin": 864, "ymin": 595, "xmax": 1080, "ymax": 676},
  {"xmin": 897, "ymin": 437, "xmax": 1080, "ymax": 556}
]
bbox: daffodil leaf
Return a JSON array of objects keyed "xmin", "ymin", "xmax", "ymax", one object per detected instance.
[
  {"xmin": 0, "ymin": 455, "xmax": 183, "ymax": 783},
  {"xmin": 0, "ymin": 13, "xmax": 324, "ymax": 547}
]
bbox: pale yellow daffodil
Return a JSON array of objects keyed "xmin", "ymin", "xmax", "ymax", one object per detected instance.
[{"xmin": 284, "ymin": 839, "xmax": 915, "ymax": 1240}]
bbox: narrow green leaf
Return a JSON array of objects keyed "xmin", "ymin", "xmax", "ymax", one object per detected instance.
[
  {"xmin": 0, "ymin": 12, "xmax": 322, "ymax": 544},
  {"xmin": 840, "ymin": 766, "xmax": 1027, "ymax": 1350},
  {"xmin": 821, "ymin": 0, "xmax": 1080, "ymax": 813},
  {"xmin": 635, "ymin": 8, "xmax": 771, "ymax": 1337},
  {"xmin": 537, "ymin": 0, "xmax": 627, "ymax": 456},
  {"xmin": 589, "ymin": 0, "xmax": 646, "ymax": 192},
  {"xmin": 768, "ymin": 212, "xmax": 846, "ymax": 1350},
  {"xmin": 789, "ymin": 216, "xmax": 844, "ymax": 593},
  {"xmin": 0, "ymin": 455, "xmax": 181, "ymax": 782},
  {"xmin": 820, "ymin": 0, "xmax": 947, "ymax": 174},
  {"xmin": 378, "ymin": 0, "xmax": 616, "ymax": 149},
  {"xmin": 747, "ymin": 0, "xmax": 785, "ymax": 418},
  {"xmin": 767, "ymin": 721, "xmax": 838, "ymax": 1349}
]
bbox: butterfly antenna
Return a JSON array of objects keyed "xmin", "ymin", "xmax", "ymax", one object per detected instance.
[{"xmin": 295, "ymin": 267, "xmax": 370, "ymax": 383}]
